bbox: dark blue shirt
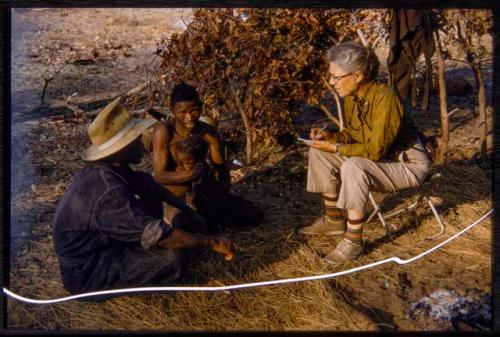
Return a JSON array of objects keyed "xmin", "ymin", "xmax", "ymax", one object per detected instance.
[{"xmin": 52, "ymin": 162, "xmax": 172, "ymax": 293}]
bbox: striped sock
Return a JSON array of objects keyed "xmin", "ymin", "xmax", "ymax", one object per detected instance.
[
  {"xmin": 345, "ymin": 218, "xmax": 364, "ymax": 244},
  {"xmin": 323, "ymin": 195, "xmax": 343, "ymax": 220}
]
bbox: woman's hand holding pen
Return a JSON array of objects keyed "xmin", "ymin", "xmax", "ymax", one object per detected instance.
[
  {"xmin": 309, "ymin": 125, "xmax": 330, "ymax": 140},
  {"xmin": 304, "ymin": 124, "xmax": 339, "ymax": 153}
]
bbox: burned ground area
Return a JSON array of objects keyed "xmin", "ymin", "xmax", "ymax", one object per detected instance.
[{"xmin": 6, "ymin": 8, "xmax": 492, "ymax": 331}]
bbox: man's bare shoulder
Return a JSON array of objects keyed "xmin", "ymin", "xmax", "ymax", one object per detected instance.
[
  {"xmin": 153, "ymin": 122, "xmax": 173, "ymax": 146},
  {"xmin": 155, "ymin": 121, "xmax": 174, "ymax": 136}
]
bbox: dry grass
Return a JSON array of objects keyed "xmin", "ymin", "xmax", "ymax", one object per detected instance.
[
  {"xmin": 8, "ymin": 8, "xmax": 492, "ymax": 332},
  {"xmin": 7, "ymin": 115, "xmax": 492, "ymax": 331}
]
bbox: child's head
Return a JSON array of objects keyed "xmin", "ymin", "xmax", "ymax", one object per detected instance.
[{"xmin": 177, "ymin": 135, "xmax": 208, "ymax": 170}]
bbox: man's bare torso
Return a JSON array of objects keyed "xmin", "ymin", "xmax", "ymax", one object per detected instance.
[{"xmin": 162, "ymin": 120, "xmax": 218, "ymax": 196}]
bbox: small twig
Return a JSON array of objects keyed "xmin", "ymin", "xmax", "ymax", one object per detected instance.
[
  {"xmin": 218, "ymin": 9, "xmax": 260, "ymax": 34},
  {"xmin": 40, "ymin": 63, "xmax": 71, "ymax": 105},
  {"xmin": 338, "ymin": 33, "xmax": 349, "ymax": 44},
  {"xmin": 240, "ymin": 53, "xmax": 255, "ymax": 103},
  {"xmin": 206, "ymin": 77, "xmax": 225, "ymax": 86},
  {"xmin": 319, "ymin": 104, "xmax": 340, "ymax": 128},
  {"xmin": 321, "ymin": 76, "xmax": 344, "ymax": 131},
  {"xmin": 121, "ymin": 80, "xmax": 151, "ymax": 100},
  {"xmin": 43, "ymin": 99, "xmax": 85, "ymax": 117},
  {"xmin": 65, "ymin": 92, "xmax": 78, "ymax": 105},
  {"xmin": 356, "ymin": 28, "xmax": 368, "ymax": 47},
  {"xmin": 65, "ymin": 103, "xmax": 84, "ymax": 116},
  {"xmin": 447, "ymin": 108, "xmax": 459, "ymax": 117},
  {"xmin": 28, "ymin": 240, "xmax": 50, "ymax": 249},
  {"xmin": 350, "ymin": 9, "xmax": 360, "ymax": 26},
  {"xmin": 371, "ymin": 35, "xmax": 382, "ymax": 49},
  {"xmin": 445, "ymin": 58, "xmax": 473, "ymax": 68},
  {"xmin": 229, "ymin": 79, "xmax": 253, "ymax": 164},
  {"xmin": 218, "ymin": 9, "xmax": 241, "ymax": 22},
  {"xmin": 180, "ymin": 10, "xmax": 190, "ymax": 28},
  {"xmin": 329, "ymin": 36, "xmax": 339, "ymax": 46}
]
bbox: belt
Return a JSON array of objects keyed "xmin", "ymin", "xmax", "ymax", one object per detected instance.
[{"xmin": 398, "ymin": 137, "xmax": 431, "ymax": 163}]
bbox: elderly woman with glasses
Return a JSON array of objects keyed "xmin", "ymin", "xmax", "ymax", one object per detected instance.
[{"xmin": 299, "ymin": 41, "xmax": 431, "ymax": 263}]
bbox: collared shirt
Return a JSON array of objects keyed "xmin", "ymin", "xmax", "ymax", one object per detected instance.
[
  {"xmin": 332, "ymin": 82, "xmax": 417, "ymax": 161},
  {"xmin": 52, "ymin": 162, "xmax": 171, "ymax": 293}
]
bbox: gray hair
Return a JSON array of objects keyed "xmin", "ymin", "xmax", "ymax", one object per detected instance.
[{"xmin": 326, "ymin": 41, "xmax": 380, "ymax": 81}]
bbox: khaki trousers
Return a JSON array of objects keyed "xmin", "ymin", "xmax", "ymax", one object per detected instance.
[{"xmin": 306, "ymin": 140, "xmax": 431, "ymax": 212}]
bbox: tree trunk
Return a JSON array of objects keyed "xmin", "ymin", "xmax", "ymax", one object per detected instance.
[
  {"xmin": 471, "ymin": 63, "xmax": 487, "ymax": 158},
  {"xmin": 321, "ymin": 76, "xmax": 344, "ymax": 130},
  {"xmin": 411, "ymin": 72, "xmax": 417, "ymax": 108},
  {"xmin": 230, "ymin": 82, "xmax": 253, "ymax": 165},
  {"xmin": 319, "ymin": 104, "xmax": 340, "ymax": 129},
  {"xmin": 434, "ymin": 31, "xmax": 449, "ymax": 164},
  {"xmin": 421, "ymin": 57, "xmax": 432, "ymax": 114}
]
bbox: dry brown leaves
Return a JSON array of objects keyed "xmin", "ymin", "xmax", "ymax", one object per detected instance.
[{"xmin": 149, "ymin": 9, "xmax": 363, "ymax": 162}]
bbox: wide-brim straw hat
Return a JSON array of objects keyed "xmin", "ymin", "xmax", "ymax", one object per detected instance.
[{"xmin": 81, "ymin": 97, "xmax": 157, "ymax": 161}]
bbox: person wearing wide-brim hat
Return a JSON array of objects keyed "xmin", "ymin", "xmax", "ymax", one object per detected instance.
[{"xmin": 52, "ymin": 97, "xmax": 233, "ymax": 298}]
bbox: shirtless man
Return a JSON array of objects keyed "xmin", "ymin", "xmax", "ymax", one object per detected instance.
[
  {"xmin": 152, "ymin": 83, "xmax": 263, "ymax": 233},
  {"xmin": 175, "ymin": 135, "xmax": 219, "ymax": 210}
]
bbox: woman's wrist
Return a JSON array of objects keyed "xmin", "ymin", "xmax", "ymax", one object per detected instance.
[
  {"xmin": 326, "ymin": 131, "xmax": 337, "ymax": 142},
  {"xmin": 335, "ymin": 143, "xmax": 341, "ymax": 154}
]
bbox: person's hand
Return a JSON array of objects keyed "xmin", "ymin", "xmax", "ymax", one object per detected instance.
[
  {"xmin": 211, "ymin": 236, "xmax": 234, "ymax": 261},
  {"xmin": 309, "ymin": 127, "xmax": 332, "ymax": 140},
  {"xmin": 192, "ymin": 162, "xmax": 210, "ymax": 182},
  {"xmin": 303, "ymin": 140, "xmax": 338, "ymax": 153},
  {"xmin": 174, "ymin": 166, "xmax": 195, "ymax": 183},
  {"xmin": 157, "ymin": 228, "xmax": 198, "ymax": 249},
  {"xmin": 214, "ymin": 164, "xmax": 231, "ymax": 193},
  {"xmin": 184, "ymin": 168, "xmax": 195, "ymax": 181}
]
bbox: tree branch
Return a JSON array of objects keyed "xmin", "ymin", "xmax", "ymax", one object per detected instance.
[
  {"xmin": 321, "ymin": 76, "xmax": 344, "ymax": 131},
  {"xmin": 229, "ymin": 79, "xmax": 253, "ymax": 165},
  {"xmin": 319, "ymin": 104, "xmax": 340, "ymax": 128},
  {"xmin": 356, "ymin": 28, "xmax": 368, "ymax": 47},
  {"xmin": 40, "ymin": 62, "xmax": 71, "ymax": 105}
]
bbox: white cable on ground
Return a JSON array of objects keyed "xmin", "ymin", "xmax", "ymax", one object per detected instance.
[{"xmin": 3, "ymin": 209, "xmax": 493, "ymax": 305}]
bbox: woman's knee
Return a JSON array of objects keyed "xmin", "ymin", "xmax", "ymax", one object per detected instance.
[
  {"xmin": 308, "ymin": 147, "xmax": 331, "ymax": 162},
  {"xmin": 340, "ymin": 157, "xmax": 369, "ymax": 179},
  {"xmin": 308, "ymin": 147, "xmax": 321, "ymax": 163}
]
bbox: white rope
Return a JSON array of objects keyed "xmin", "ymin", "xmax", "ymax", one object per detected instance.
[{"xmin": 3, "ymin": 209, "xmax": 493, "ymax": 304}]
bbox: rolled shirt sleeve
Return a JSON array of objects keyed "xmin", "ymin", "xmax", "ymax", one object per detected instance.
[{"xmin": 330, "ymin": 130, "xmax": 353, "ymax": 144}]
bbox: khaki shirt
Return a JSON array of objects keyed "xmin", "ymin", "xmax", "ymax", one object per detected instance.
[{"xmin": 333, "ymin": 82, "xmax": 417, "ymax": 161}]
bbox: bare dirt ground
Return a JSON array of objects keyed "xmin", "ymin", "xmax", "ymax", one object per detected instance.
[
  {"xmin": 7, "ymin": 8, "xmax": 493, "ymax": 332},
  {"xmin": 10, "ymin": 7, "xmax": 192, "ymax": 244}
]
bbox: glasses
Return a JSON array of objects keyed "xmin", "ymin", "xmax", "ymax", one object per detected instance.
[{"xmin": 329, "ymin": 72, "xmax": 353, "ymax": 83}]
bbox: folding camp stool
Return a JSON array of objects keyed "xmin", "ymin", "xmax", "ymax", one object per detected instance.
[{"xmin": 365, "ymin": 172, "xmax": 446, "ymax": 240}]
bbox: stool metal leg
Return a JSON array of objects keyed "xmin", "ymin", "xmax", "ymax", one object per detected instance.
[
  {"xmin": 425, "ymin": 196, "xmax": 445, "ymax": 239},
  {"xmin": 366, "ymin": 193, "xmax": 380, "ymax": 224},
  {"xmin": 368, "ymin": 192, "xmax": 394, "ymax": 239}
]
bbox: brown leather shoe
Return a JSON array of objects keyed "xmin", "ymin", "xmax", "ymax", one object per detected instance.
[
  {"xmin": 298, "ymin": 216, "xmax": 346, "ymax": 235},
  {"xmin": 324, "ymin": 238, "xmax": 364, "ymax": 264}
]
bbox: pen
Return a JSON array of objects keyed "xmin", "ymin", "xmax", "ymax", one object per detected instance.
[{"xmin": 313, "ymin": 124, "xmax": 328, "ymax": 140}]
